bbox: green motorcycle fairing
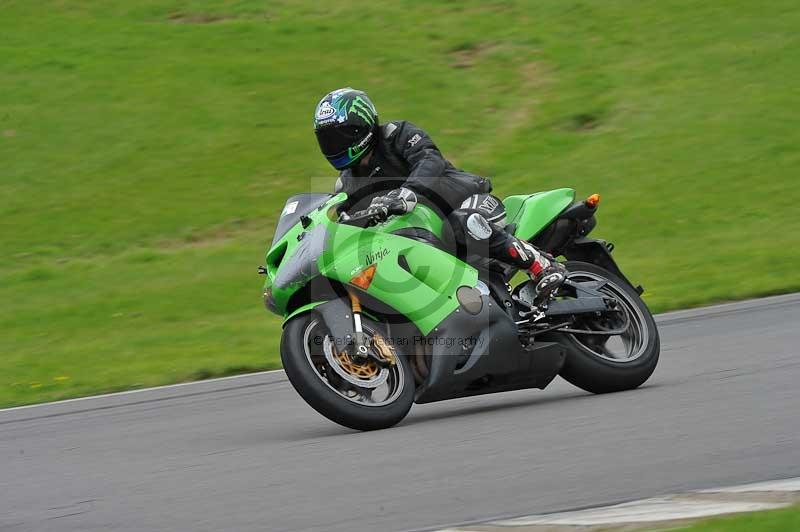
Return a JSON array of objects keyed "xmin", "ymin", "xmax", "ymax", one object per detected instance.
[
  {"xmin": 264, "ymin": 194, "xmax": 474, "ymax": 335},
  {"xmin": 504, "ymin": 188, "xmax": 575, "ymax": 241},
  {"xmin": 265, "ymin": 189, "xmax": 576, "ymax": 334}
]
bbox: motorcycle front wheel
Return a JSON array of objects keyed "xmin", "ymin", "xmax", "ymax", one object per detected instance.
[{"xmin": 281, "ymin": 312, "xmax": 415, "ymax": 431}]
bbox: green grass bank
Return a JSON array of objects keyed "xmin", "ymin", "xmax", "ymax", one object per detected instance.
[{"xmin": 674, "ymin": 504, "xmax": 800, "ymax": 532}]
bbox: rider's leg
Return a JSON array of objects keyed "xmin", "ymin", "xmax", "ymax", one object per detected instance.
[
  {"xmin": 449, "ymin": 195, "xmax": 566, "ymax": 303},
  {"xmin": 500, "ymin": 235, "xmax": 567, "ymax": 302}
]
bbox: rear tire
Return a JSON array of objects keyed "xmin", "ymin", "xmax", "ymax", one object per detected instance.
[
  {"xmin": 557, "ymin": 261, "xmax": 660, "ymax": 394},
  {"xmin": 281, "ymin": 312, "xmax": 415, "ymax": 431}
]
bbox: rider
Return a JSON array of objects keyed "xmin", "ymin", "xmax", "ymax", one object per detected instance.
[{"xmin": 313, "ymin": 87, "xmax": 566, "ymax": 303}]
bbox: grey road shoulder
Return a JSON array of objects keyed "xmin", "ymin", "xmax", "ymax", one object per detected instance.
[{"xmin": 0, "ymin": 370, "xmax": 288, "ymax": 425}]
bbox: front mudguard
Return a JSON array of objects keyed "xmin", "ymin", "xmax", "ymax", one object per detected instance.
[
  {"xmin": 563, "ymin": 237, "xmax": 643, "ymax": 294},
  {"xmin": 283, "ymin": 299, "xmax": 357, "ymax": 348},
  {"xmin": 283, "ymin": 301, "xmax": 327, "ymax": 326}
]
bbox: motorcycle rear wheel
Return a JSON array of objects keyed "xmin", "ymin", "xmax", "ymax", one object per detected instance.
[
  {"xmin": 556, "ymin": 261, "xmax": 660, "ymax": 394},
  {"xmin": 281, "ymin": 313, "xmax": 415, "ymax": 431}
]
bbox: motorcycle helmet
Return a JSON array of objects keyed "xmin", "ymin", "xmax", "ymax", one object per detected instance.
[{"xmin": 313, "ymin": 87, "xmax": 378, "ymax": 170}]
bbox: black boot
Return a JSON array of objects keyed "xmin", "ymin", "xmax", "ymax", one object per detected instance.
[{"xmin": 507, "ymin": 240, "xmax": 567, "ymax": 305}]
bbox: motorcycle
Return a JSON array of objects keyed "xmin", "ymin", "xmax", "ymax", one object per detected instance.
[{"xmin": 260, "ymin": 188, "xmax": 660, "ymax": 430}]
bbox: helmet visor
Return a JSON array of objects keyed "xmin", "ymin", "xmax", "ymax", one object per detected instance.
[{"xmin": 315, "ymin": 125, "xmax": 365, "ymax": 157}]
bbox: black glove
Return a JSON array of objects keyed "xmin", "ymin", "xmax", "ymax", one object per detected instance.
[
  {"xmin": 368, "ymin": 187, "xmax": 418, "ymax": 219},
  {"xmin": 341, "ymin": 188, "xmax": 418, "ymax": 225}
]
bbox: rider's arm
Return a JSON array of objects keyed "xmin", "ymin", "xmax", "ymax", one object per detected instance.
[
  {"xmin": 392, "ymin": 122, "xmax": 447, "ymax": 180},
  {"xmin": 400, "ymin": 125, "xmax": 448, "ymax": 180},
  {"xmin": 391, "ymin": 121, "xmax": 478, "ymax": 212}
]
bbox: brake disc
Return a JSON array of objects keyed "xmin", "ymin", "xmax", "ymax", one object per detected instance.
[{"xmin": 323, "ymin": 336, "xmax": 389, "ymax": 389}]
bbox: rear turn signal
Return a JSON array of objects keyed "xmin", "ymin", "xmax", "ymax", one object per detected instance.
[
  {"xmin": 350, "ymin": 264, "xmax": 377, "ymax": 290},
  {"xmin": 585, "ymin": 193, "xmax": 601, "ymax": 208}
]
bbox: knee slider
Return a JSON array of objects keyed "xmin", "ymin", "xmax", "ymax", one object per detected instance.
[{"xmin": 465, "ymin": 212, "xmax": 493, "ymax": 241}]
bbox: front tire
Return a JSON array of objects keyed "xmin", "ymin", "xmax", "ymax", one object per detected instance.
[
  {"xmin": 557, "ymin": 261, "xmax": 660, "ymax": 394},
  {"xmin": 281, "ymin": 312, "xmax": 415, "ymax": 431}
]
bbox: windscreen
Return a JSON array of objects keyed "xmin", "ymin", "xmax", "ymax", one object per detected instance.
[{"xmin": 271, "ymin": 193, "xmax": 332, "ymax": 248}]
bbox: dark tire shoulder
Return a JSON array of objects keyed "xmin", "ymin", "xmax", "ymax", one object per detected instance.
[{"xmin": 557, "ymin": 261, "xmax": 660, "ymax": 394}]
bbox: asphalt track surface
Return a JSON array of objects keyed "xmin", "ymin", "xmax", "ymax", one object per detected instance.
[{"xmin": 2, "ymin": 294, "xmax": 800, "ymax": 532}]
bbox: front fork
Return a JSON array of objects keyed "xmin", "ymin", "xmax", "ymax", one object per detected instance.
[
  {"xmin": 347, "ymin": 289, "xmax": 371, "ymax": 359},
  {"xmin": 346, "ymin": 289, "xmax": 396, "ymax": 366}
]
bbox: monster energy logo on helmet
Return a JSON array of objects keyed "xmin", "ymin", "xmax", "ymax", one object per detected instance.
[{"xmin": 349, "ymin": 96, "xmax": 376, "ymax": 125}]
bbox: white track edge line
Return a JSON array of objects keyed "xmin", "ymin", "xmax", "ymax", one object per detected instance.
[
  {"xmin": 489, "ymin": 499, "xmax": 788, "ymax": 526},
  {"xmin": 486, "ymin": 476, "xmax": 800, "ymax": 527},
  {"xmin": 0, "ymin": 369, "xmax": 286, "ymax": 413}
]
